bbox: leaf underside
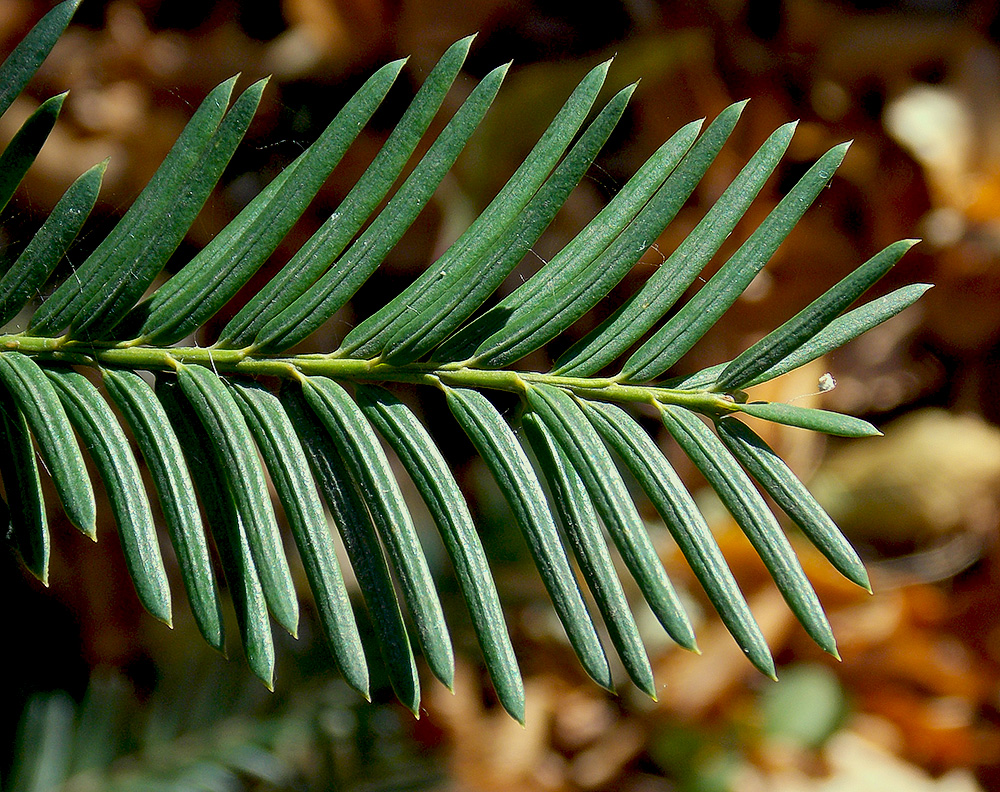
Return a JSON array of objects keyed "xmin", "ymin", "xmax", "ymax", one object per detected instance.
[{"xmin": 0, "ymin": 1, "xmax": 929, "ymax": 720}]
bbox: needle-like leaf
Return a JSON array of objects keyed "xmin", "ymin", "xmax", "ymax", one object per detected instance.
[
  {"xmin": 446, "ymin": 386, "xmax": 613, "ymax": 690},
  {"xmin": 715, "ymin": 416, "xmax": 870, "ymax": 591},
  {"xmin": 730, "ymin": 401, "xmax": 881, "ymax": 437},
  {"xmin": 0, "ymin": 160, "xmax": 105, "ymax": 327},
  {"xmin": 581, "ymin": 400, "xmax": 775, "ymax": 677},
  {"xmin": 252, "ymin": 60, "xmax": 510, "ymax": 354},
  {"xmin": 103, "ymin": 369, "xmax": 225, "ymax": 651},
  {"xmin": 659, "ymin": 404, "xmax": 838, "ymax": 658},
  {"xmin": 28, "ymin": 77, "xmax": 245, "ymax": 337},
  {"xmin": 231, "ymin": 381, "xmax": 369, "ymax": 697},
  {"xmin": 47, "ymin": 368, "xmax": 171, "ymax": 624},
  {"xmin": 0, "ymin": 0, "xmax": 79, "ymax": 119},
  {"xmin": 0, "ymin": 351, "xmax": 95, "ymax": 537},
  {"xmin": 282, "ymin": 385, "xmax": 419, "ymax": 714},
  {"xmin": 176, "ymin": 363, "xmax": 298, "ymax": 637},
  {"xmin": 301, "ymin": 376, "xmax": 454, "ymax": 689},
  {"xmin": 220, "ymin": 35, "xmax": 480, "ymax": 349},
  {"xmin": 0, "ymin": 381, "xmax": 48, "ymax": 583},
  {"xmin": 522, "ymin": 412, "xmax": 656, "ymax": 698},
  {"xmin": 138, "ymin": 59, "xmax": 406, "ymax": 345},
  {"xmin": 354, "ymin": 384, "xmax": 524, "ymax": 722},
  {"xmin": 471, "ymin": 100, "xmax": 748, "ymax": 369},
  {"xmin": 555, "ymin": 120, "xmax": 796, "ymax": 377},
  {"xmin": 742, "ymin": 283, "xmax": 934, "ymax": 388},
  {"xmin": 624, "ymin": 142, "xmax": 851, "ymax": 382},
  {"xmin": 72, "ymin": 79, "xmax": 268, "ymax": 340},
  {"xmin": 524, "ymin": 384, "xmax": 696, "ymax": 650},
  {"xmin": 380, "ymin": 81, "xmax": 637, "ymax": 365},
  {"xmin": 0, "ymin": 93, "xmax": 65, "ymax": 214},
  {"xmin": 669, "ymin": 283, "xmax": 933, "ymax": 391},
  {"xmin": 158, "ymin": 377, "xmax": 273, "ymax": 687},
  {"xmin": 340, "ymin": 59, "xmax": 613, "ymax": 359},
  {"xmin": 714, "ymin": 239, "xmax": 919, "ymax": 391}
]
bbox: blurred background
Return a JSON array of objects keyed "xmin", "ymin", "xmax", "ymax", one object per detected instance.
[{"xmin": 2, "ymin": 0, "xmax": 1000, "ymax": 789}]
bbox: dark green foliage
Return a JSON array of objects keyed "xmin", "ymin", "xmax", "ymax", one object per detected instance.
[
  {"xmin": 8, "ymin": 668, "xmax": 444, "ymax": 792},
  {"xmin": 0, "ymin": 0, "xmax": 928, "ymax": 715}
]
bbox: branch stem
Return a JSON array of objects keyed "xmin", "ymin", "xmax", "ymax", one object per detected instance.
[{"xmin": 1, "ymin": 334, "xmax": 734, "ymax": 413}]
